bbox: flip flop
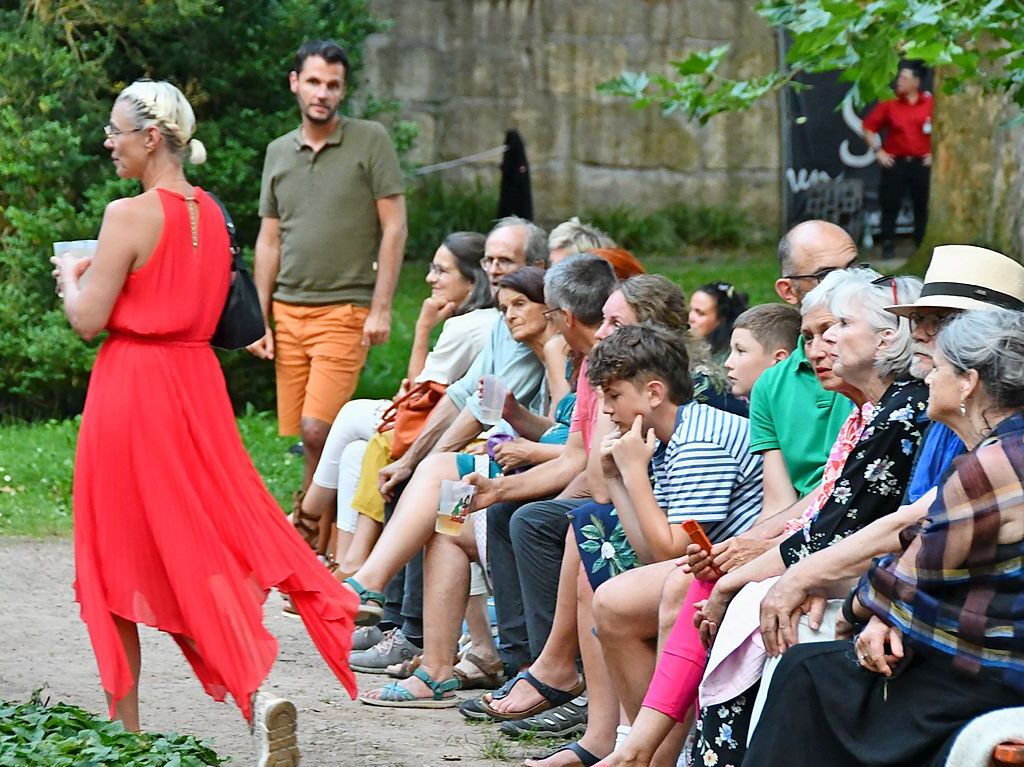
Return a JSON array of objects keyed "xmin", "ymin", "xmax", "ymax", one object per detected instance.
[
  {"xmin": 527, "ymin": 741, "xmax": 602, "ymax": 767},
  {"xmin": 359, "ymin": 667, "xmax": 460, "ymax": 709},
  {"xmin": 479, "ymin": 670, "xmax": 585, "ymax": 721}
]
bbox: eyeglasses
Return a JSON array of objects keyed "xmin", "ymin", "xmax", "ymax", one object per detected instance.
[
  {"xmin": 428, "ymin": 263, "xmax": 450, "ymax": 276},
  {"xmin": 103, "ymin": 124, "xmax": 143, "ymax": 138},
  {"xmin": 906, "ymin": 311, "xmax": 951, "ymax": 335},
  {"xmin": 542, "ymin": 307, "xmax": 563, "ymax": 321},
  {"xmin": 783, "ymin": 258, "xmax": 870, "ymax": 284},
  {"xmin": 480, "ymin": 255, "xmax": 519, "ymax": 270}
]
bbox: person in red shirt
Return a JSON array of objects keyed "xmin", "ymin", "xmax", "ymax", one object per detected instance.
[{"xmin": 862, "ymin": 64, "xmax": 933, "ymax": 259}]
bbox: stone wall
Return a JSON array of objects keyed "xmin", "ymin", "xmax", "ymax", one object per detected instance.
[{"xmin": 362, "ymin": 0, "xmax": 781, "ymax": 229}]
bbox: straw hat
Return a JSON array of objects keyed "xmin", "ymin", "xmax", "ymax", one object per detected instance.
[{"xmin": 886, "ymin": 245, "xmax": 1024, "ymax": 315}]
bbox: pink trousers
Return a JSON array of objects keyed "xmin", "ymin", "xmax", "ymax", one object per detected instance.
[{"xmin": 640, "ymin": 577, "xmax": 715, "ymax": 722}]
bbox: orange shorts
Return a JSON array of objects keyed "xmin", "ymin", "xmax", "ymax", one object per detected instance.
[{"xmin": 272, "ymin": 301, "xmax": 370, "ymax": 435}]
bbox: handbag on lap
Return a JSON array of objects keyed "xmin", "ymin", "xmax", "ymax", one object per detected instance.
[{"xmin": 376, "ymin": 380, "xmax": 447, "ymax": 459}]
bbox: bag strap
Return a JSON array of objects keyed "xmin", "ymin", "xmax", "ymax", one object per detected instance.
[
  {"xmin": 377, "ymin": 380, "xmax": 436, "ymax": 433},
  {"xmin": 204, "ymin": 190, "xmax": 246, "ymax": 273}
]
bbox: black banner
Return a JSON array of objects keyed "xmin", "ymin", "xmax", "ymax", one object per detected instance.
[{"xmin": 780, "ymin": 53, "xmax": 932, "ymax": 242}]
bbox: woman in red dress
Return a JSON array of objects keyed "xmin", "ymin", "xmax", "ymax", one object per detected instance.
[{"xmin": 51, "ymin": 80, "xmax": 357, "ymax": 766}]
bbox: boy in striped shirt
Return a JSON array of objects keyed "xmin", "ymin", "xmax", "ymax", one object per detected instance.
[{"xmin": 591, "ymin": 324, "xmax": 763, "ymax": 566}]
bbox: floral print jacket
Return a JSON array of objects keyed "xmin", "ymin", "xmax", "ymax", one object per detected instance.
[{"xmin": 779, "ymin": 378, "xmax": 929, "ymax": 567}]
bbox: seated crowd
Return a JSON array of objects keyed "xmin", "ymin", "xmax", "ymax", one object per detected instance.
[{"xmin": 292, "ymin": 216, "xmax": 1024, "ymax": 767}]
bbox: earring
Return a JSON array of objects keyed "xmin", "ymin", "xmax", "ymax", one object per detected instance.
[{"xmin": 959, "ymin": 401, "xmax": 967, "ymax": 416}]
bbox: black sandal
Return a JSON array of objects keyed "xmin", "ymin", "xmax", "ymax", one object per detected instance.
[
  {"xmin": 478, "ymin": 670, "xmax": 585, "ymax": 721},
  {"xmin": 530, "ymin": 741, "xmax": 602, "ymax": 767}
]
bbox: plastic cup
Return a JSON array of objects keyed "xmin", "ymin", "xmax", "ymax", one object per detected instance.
[
  {"xmin": 52, "ymin": 240, "xmax": 98, "ymax": 295},
  {"xmin": 478, "ymin": 374, "xmax": 507, "ymax": 424},
  {"xmin": 52, "ymin": 240, "xmax": 98, "ymax": 259},
  {"xmin": 435, "ymin": 479, "xmax": 476, "ymax": 536}
]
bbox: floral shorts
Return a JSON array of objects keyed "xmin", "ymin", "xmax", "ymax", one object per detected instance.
[{"xmin": 570, "ymin": 501, "xmax": 641, "ymax": 590}]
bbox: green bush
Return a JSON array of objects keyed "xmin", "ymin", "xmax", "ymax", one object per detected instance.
[
  {"xmin": 404, "ymin": 178, "xmax": 500, "ymax": 261},
  {"xmin": 0, "ymin": 0, "xmax": 417, "ymax": 420},
  {"xmin": 586, "ymin": 201, "xmax": 770, "ymax": 255}
]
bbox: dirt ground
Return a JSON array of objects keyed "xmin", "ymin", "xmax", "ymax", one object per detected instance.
[{"xmin": 0, "ymin": 537, "xmax": 534, "ymax": 767}]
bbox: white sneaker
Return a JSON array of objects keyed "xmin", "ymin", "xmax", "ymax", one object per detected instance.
[{"xmin": 252, "ymin": 691, "xmax": 299, "ymax": 767}]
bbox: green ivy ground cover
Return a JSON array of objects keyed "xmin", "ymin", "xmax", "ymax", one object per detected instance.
[{"xmin": 0, "ymin": 695, "xmax": 226, "ymax": 766}]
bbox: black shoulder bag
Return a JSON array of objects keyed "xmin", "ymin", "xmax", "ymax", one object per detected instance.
[{"xmin": 205, "ymin": 192, "xmax": 266, "ymax": 350}]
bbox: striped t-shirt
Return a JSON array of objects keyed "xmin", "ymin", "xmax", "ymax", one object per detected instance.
[{"xmin": 651, "ymin": 400, "xmax": 763, "ymax": 542}]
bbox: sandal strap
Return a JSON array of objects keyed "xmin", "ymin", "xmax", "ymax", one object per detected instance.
[
  {"xmin": 412, "ymin": 667, "xmax": 460, "ymax": 700},
  {"xmin": 520, "ymin": 670, "xmax": 580, "ymax": 707},
  {"xmin": 464, "ymin": 653, "xmax": 503, "ymax": 676},
  {"xmin": 376, "ymin": 681, "xmax": 416, "ymax": 703},
  {"xmin": 550, "ymin": 742, "xmax": 602, "ymax": 767},
  {"xmin": 344, "ymin": 577, "xmax": 385, "ymax": 607}
]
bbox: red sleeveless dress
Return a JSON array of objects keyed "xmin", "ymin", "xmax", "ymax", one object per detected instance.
[{"xmin": 73, "ymin": 188, "xmax": 358, "ymax": 721}]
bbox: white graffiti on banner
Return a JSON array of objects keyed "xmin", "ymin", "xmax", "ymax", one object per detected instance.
[
  {"xmin": 786, "ymin": 167, "xmax": 836, "ymax": 193},
  {"xmin": 839, "ymin": 100, "xmax": 875, "ymax": 168}
]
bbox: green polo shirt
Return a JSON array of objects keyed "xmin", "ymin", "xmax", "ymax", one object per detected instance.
[
  {"xmin": 259, "ymin": 117, "xmax": 405, "ymax": 306},
  {"xmin": 747, "ymin": 340, "xmax": 852, "ymax": 497}
]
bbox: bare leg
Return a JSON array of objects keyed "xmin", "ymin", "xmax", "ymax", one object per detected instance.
[
  {"xmin": 524, "ymin": 565, "xmax": 618, "ymax": 767},
  {"xmin": 335, "ymin": 512, "xmax": 383, "ymax": 578},
  {"xmin": 465, "ymin": 593, "xmax": 498, "ymax": 661},
  {"xmin": 334, "ymin": 528, "xmax": 353, "ymax": 568},
  {"xmin": 105, "ymin": 616, "xmax": 141, "ymax": 731},
  {"xmin": 486, "ymin": 529, "xmax": 582, "ymax": 715},
  {"xmin": 599, "ymin": 706, "xmax": 686, "ymax": 767},
  {"xmin": 343, "ymin": 453, "xmax": 460, "ymax": 594},
  {"xmin": 593, "ymin": 561, "xmax": 676, "ymax": 721},
  {"xmin": 299, "ymin": 416, "xmax": 331, "ymax": 494},
  {"xmin": 362, "ymin": 521, "xmax": 477, "ymax": 700}
]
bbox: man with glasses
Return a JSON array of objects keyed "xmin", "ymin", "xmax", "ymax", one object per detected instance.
[
  {"xmin": 748, "ymin": 220, "xmax": 859, "ymax": 520},
  {"xmin": 887, "ymin": 244, "xmax": 1024, "ymax": 501}
]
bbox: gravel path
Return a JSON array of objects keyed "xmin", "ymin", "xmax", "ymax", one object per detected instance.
[{"xmin": 0, "ymin": 537, "xmax": 524, "ymax": 766}]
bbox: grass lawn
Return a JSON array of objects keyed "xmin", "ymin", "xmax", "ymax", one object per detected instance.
[{"xmin": 0, "ymin": 246, "xmax": 778, "ymax": 538}]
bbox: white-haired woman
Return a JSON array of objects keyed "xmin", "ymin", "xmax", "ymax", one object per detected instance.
[
  {"xmin": 746, "ymin": 308, "xmax": 1024, "ymax": 767},
  {"xmin": 51, "ymin": 80, "xmax": 355, "ymax": 760},
  {"xmin": 681, "ymin": 269, "xmax": 929, "ymax": 767}
]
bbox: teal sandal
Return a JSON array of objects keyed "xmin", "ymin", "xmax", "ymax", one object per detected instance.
[
  {"xmin": 359, "ymin": 667, "xmax": 460, "ymax": 708},
  {"xmin": 344, "ymin": 577, "xmax": 385, "ymax": 627}
]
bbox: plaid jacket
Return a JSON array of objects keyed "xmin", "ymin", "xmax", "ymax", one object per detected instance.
[{"xmin": 858, "ymin": 412, "xmax": 1024, "ymax": 693}]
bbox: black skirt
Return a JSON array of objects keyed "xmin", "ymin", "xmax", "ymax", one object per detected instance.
[{"xmin": 743, "ymin": 640, "xmax": 1023, "ymax": 767}]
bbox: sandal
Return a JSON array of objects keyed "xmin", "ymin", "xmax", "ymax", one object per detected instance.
[
  {"xmin": 290, "ymin": 491, "xmax": 320, "ymax": 550},
  {"xmin": 385, "ymin": 653, "xmax": 422, "ymax": 679},
  {"xmin": 359, "ymin": 667, "xmax": 460, "ymax": 708},
  {"xmin": 344, "ymin": 577, "xmax": 385, "ymax": 626},
  {"xmin": 453, "ymin": 653, "xmax": 506, "ymax": 690},
  {"xmin": 478, "ymin": 670, "xmax": 585, "ymax": 721},
  {"xmin": 528, "ymin": 742, "xmax": 602, "ymax": 767}
]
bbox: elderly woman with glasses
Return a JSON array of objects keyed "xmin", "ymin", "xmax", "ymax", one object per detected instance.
[
  {"xmin": 745, "ymin": 308, "xmax": 1024, "ymax": 767},
  {"xmin": 678, "ymin": 268, "xmax": 929, "ymax": 767}
]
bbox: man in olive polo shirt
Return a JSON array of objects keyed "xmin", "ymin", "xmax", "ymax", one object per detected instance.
[{"xmin": 250, "ymin": 40, "xmax": 407, "ymax": 518}]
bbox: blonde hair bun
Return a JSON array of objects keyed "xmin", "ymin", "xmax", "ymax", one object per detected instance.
[{"xmin": 188, "ymin": 138, "xmax": 207, "ymax": 165}]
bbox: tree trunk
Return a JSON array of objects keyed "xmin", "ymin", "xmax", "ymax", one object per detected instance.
[{"xmin": 911, "ymin": 69, "xmax": 1024, "ymax": 271}]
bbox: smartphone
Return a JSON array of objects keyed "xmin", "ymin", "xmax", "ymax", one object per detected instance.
[{"xmin": 682, "ymin": 519, "xmax": 714, "ymax": 555}]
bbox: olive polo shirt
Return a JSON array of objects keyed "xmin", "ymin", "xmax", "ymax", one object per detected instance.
[
  {"xmin": 258, "ymin": 117, "xmax": 405, "ymax": 306},
  {"xmin": 747, "ymin": 340, "xmax": 852, "ymax": 497}
]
